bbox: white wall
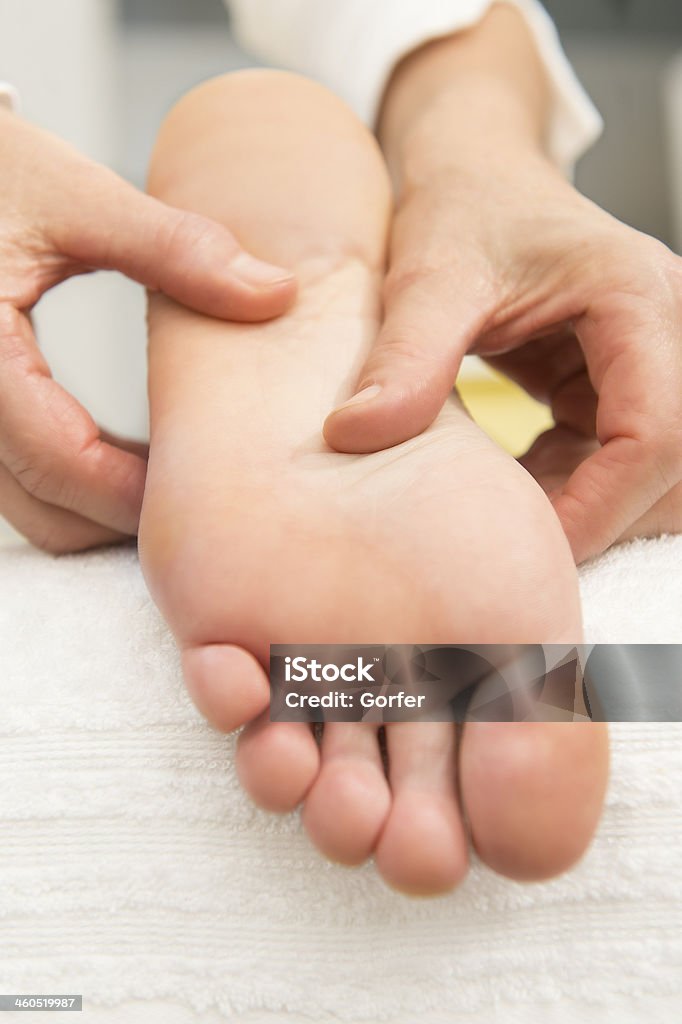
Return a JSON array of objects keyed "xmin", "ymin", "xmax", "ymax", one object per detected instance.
[
  {"xmin": 0, "ymin": 0, "xmax": 147, "ymax": 543},
  {"xmin": 664, "ymin": 52, "xmax": 682, "ymax": 254},
  {"xmin": 568, "ymin": 37, "xmax": 680, "ymax": 253},
  {"xmin": 0, "ymin": 0, "xmax": 149, "ymax": 438}
]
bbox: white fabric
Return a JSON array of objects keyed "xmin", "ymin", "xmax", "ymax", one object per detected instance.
[
  {"xmin": 1, "ymin": 2, "xmax": 602, "ymax": 174},
  {"xmin": 226, "ymin": 0, "xmax": 603, "ymax": 175},
  {"xmin": 0, "ymin": 80, "xmax": 19, "ymax": 111},
  {"xmin": 0, "ymin": 536, "xmax": 681, "ymax": 1022}
]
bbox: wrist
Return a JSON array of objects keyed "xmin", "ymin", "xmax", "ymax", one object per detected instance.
[
  {"xmin": 377, "ymin": 3, "xmax": 552, "ymax": 192},
  {"xmin": 396, "ymin": 76, "xmax": 551, "ymax": 193}
]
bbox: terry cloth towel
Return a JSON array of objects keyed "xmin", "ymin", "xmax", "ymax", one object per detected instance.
[{"xmin": 0, "ymin": 538, "xmax": 681, "ymax": 1024}]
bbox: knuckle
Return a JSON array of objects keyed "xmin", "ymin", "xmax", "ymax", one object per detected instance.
[
  {"xmin": 156, "ymin": 210, "xmax": 188, "ymax": 266},
  {"xmin": 613, "ymin": 232, "xmax": 681, "ymax": 297},
  {"xmin": 374, "ymin": 329, "xmax": 434, "ymax": 372},
  {"xmin": 159, "ymin": 210, "xmax": 232, "ymax": 269},
  {"xmin": 11, "ymin": 454, "xmax": 62, "ymax": 504},
  {"xmin": 10, "ymin": 401, "xmax": 101, "ymax": 507},
  {"xmin": 11, "ymin": 439, "xmax": 89, "ymax": 509},
  {"xmin": 382, "ymin": 260, "xmax": 441, "ymax": 304}
]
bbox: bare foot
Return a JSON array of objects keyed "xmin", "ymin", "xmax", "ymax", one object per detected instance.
[{"xmin": 139, "ymin": 71, "xmax": 609, "ymax": 896}]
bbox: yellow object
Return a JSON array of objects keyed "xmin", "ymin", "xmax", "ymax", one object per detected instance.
[{"xmin": 457, "ymin": 369, "xmax": 554, "ymax": 457}]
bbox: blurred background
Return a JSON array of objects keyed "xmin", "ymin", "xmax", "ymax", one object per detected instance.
[{"xmin": 0, "ymin": 0, "xmax": 681, "ymax": 540}]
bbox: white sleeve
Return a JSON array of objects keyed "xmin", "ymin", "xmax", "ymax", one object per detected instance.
[
  {"xmin": 225, "ymin": 0, "xmax": 603, "ymax": 176},
  {"xmin": 0, "ymin": 82, "xmax": 20, "ymax": 112}
]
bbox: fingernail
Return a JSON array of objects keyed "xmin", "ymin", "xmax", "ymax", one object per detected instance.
[
  {"xmin": 335, "ymin": 384, "xmax": 382, "ymax": 411},
  {"xmin": 231, "ymin": 252, "xmax": 294, "ymax": 288}
]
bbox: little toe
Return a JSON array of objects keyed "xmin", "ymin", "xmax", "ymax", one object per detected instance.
[
  {"xmin": 302, "ymin": 722, "xmax": 391, "ymax": 866},
  {"xmin": 459, "ymin": 722, "xmax": 609, "ymax": 881},
  {"xmin": 375, "ymin": 723, "xmax": 469, "ymax": 897},
  {"xmin": 236, "ymin": 713, "xmax": 321, "ymax": 813},
  {"xmin": 182, "ymin": 643, "xmax": 270, "ymax": 732}
]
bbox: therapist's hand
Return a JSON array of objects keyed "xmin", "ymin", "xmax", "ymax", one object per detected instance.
[
  {"xmin": 323, "ymin": 5, "xmax": 682, "ymax": 565},
  {"xmin": 0, "ymin": 108, "xmax": 295, "ymax": 553}
]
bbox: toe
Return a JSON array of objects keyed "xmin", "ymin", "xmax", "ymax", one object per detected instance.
[
  {"xmin": 182, "ymin": 644, "xmax": 270, "ymax": 732},
  {"xmin": 375, "ymin": 723, "xmax": 468, "ymax": 897},
  {"xmin": 302, "ymin": 723, "xmax": 391, "ymax": 866},
  {"xmin": 236, "ymin": 713, "xmax": 320, "ymax": 812},
  {"xmin": 459, "ymin": 722, "xmax": 609, "ymax": 881}
]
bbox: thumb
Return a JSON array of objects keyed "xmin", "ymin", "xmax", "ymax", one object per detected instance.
[
  {"xmin": 323, "ymin": 265, "xmax": 485, "ymax": 453},
  {"xmin": 55, "ymin": 167, "xmax": 296, "ymax": 322}
]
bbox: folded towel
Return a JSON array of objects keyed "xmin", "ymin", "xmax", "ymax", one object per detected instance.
[{"xmin": 0, "ymin": 539, "xmax": 680, "ymax": 1023}]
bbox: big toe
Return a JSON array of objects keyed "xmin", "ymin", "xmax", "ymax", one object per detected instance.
[{"xmin": 459, "ymin": 722, "xmax": 609, "ymax": 881}]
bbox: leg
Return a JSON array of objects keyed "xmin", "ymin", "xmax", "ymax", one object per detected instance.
[{"xmin": 139, "ymin": 71, "xmax": 609, "ymax": 894}]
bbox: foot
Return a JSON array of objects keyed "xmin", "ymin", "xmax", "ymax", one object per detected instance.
[
  {"xmin": 140, "ymin": 256, "xmax": 607, "ymax": 894},
  {"xmin": 138, "ymin": 71, "xmax": 609, "ymax": 896}
]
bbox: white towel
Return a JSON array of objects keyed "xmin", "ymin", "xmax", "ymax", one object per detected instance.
[{"xmin": 0, "ymin": 538, "xmax": 681, "ymax": 1024}]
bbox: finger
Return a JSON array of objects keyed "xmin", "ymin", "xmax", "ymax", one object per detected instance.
[
  {"xmin": 618, "ymin": 478, "xmax": 682, "ymax": 543},
  {"xmin": 323, "ymin": 263, "xmax": 486, "ymax": 453},
  {"xmin": 0, "ymin": 461, "xmax": 126, "ymax": 554},
  {"xmin": 517, "ymin": 424, "xmax": 598, "ymax": 495},
  {"xmin": 553, "ymin": 304, "xmax": 682, "ymax": 564},
  {"xmin": 0, "ymin": 306, "xmax": 147, "ymax": 535},
  {"xmin": 550, "ymin": 368, "xmax": 598, "ymax": 438},
  {"xmin": 481, "ymin": 328, "xmax": 586, "ymax": 406},
  {"xmin": 551, "ymin": 436, "xmax": 679, "ymax": 564},
  {"xmin": 98, "ymin": 429, "xmax": 149, "ymax": 461},
  {"xmin": 51, "ymin": 162, "xmax": 296, "ymax": 323}
]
